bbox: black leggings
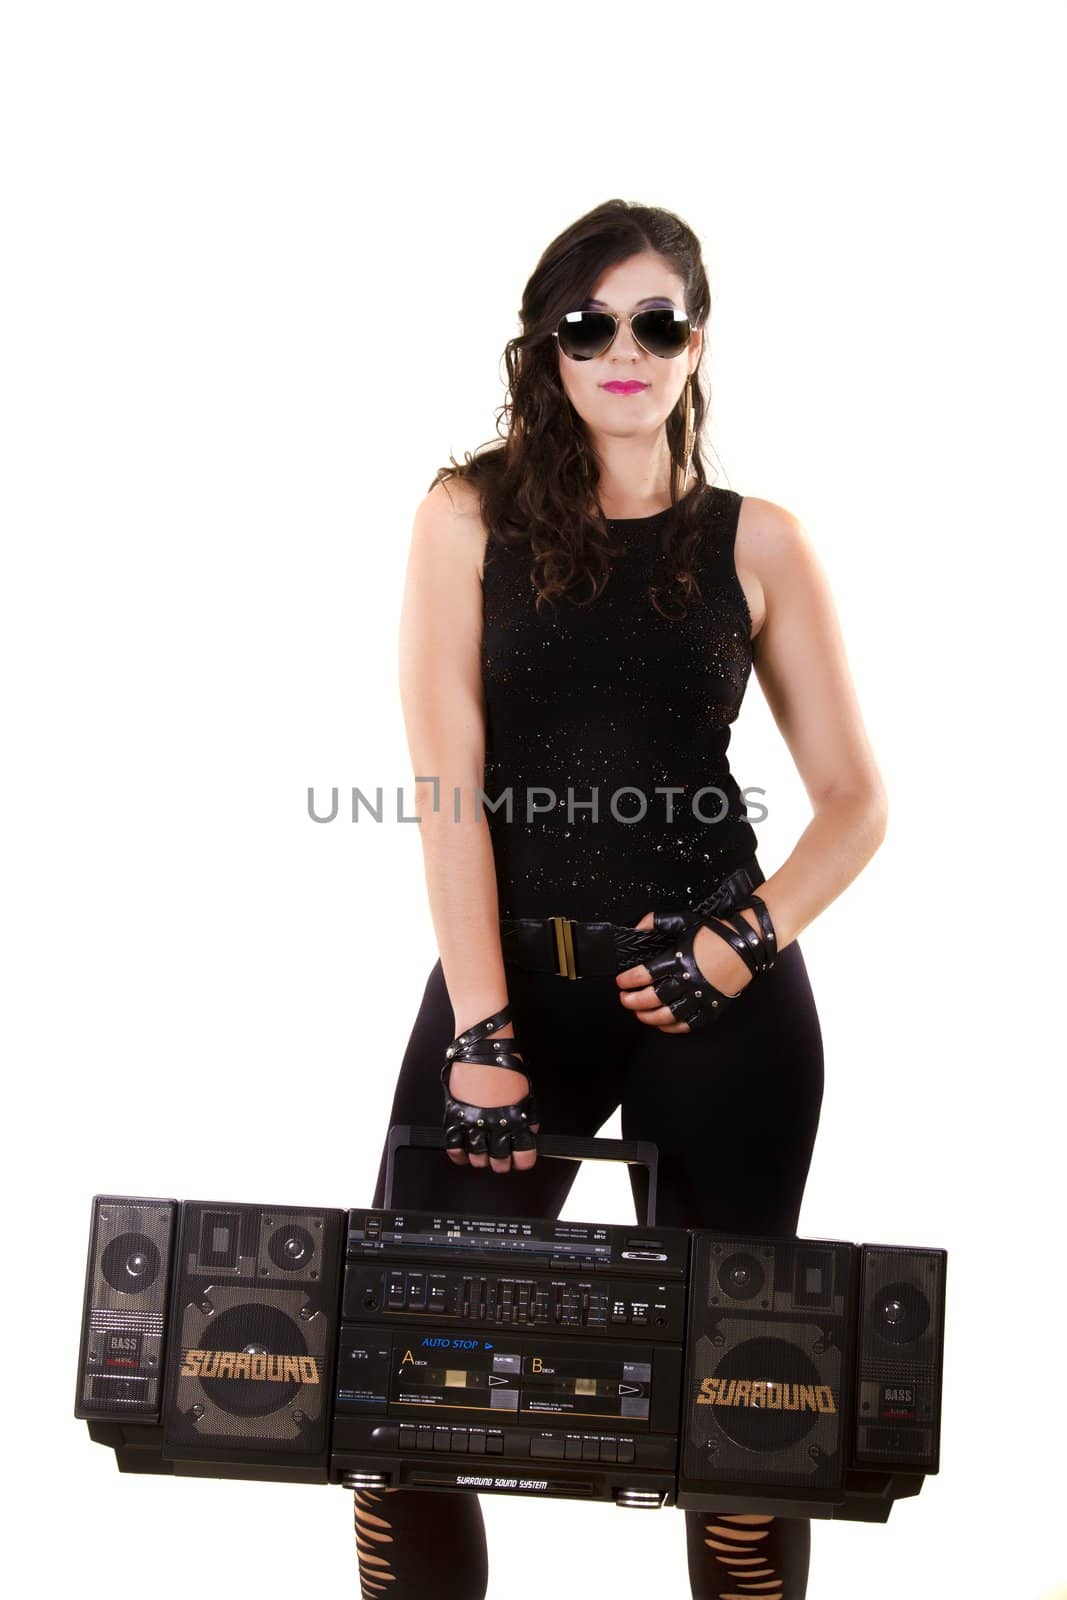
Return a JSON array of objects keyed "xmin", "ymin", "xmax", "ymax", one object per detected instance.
[{"xmin": 359, "ymin": 888, "xmax": 825, "ymax": 1598}]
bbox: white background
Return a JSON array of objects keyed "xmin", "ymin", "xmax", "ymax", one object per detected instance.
[{"xmin": 4, "ymin": 2, "xmax": 1065, "ymax": 1595}]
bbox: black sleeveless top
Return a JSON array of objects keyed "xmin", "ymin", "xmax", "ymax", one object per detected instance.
[{"xmin": 480, "ymin": 485, "xmax": 759, "ymax": 925}]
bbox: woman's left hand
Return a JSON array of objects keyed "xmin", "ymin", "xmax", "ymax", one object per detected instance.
[{"xmin": 615, "ymin": 910, "xmax": 756, "ymax": 1033}]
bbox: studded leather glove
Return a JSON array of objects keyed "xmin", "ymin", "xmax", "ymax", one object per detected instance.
[
  {"xmin": 440, "ymin": 1002, "xmax": 540, "ymax": 1161},
  {"xmin": 643, "ymin": 893, "xmax": 778, "ymax": 1030}
]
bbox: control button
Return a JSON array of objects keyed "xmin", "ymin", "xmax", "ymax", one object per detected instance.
[
  {"xmin": 617, "ymin": 1438, "xmax": 635, "ymax": 1464},
  {"xmin": 405, "ymin": 1271, "xmax": 427, "ymax": 1309},
  {"xmin": 599, "ymin": 1438, "xmax": 618, "ymax": 1463},
  {"xmin": 433, "ymin": 1426, "xmax": 451, "ymax": 1451},
  {"xmin": 530, "ymin": 1435, "xmax": 565, "ymax": 1459},
  {"xmin": 564, "ymin": 1436, "xmax": 583, "ymax": 1461},
  {"xmin": 631, "ymin": 1314, "xmax": 648, "ymax": 1326},
  {"xmin": 611, "ymin": 1310, "xmax": 628, "ymax": 1323},
  {"xmin": 486, "ymin": 1432, "xmax": 504, "ymax": 1455},
  {"xmin": 581, "ymin": 1437, "xmax": 600, "ymax": 1461},
  {"xmin": 370, "ymin": 1424, "xmax": 399, "ymax": 1446},
  {"xmin": 468, "ymin": 1429, "xmax": 487, "ymax": 1454},
  {"xmin": 399, "ymin": 1426, "xmax": 417, "ymax": 1451},
  {"xmin": 451, "ymin": 1429, "xmax": 469, "ymax": 1452},
  {"xmin": 417, "ymin": 1427, "xmax": 433, "ymax": 1450}
]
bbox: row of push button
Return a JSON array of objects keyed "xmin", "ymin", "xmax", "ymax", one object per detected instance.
[
  {"xmin": 529, "ymin": 1434, "xmax": 636, "ymax": 1463},
  {"xmin": 378, "ymin": 1423, "xmax": 636, "ymax": 1463},
  {"xmin": 397, "ymin": 1424, "xmax": 504, "ymax": 1454}
]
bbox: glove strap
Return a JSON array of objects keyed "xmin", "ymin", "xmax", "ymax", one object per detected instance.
[
  {"xmin": 444, "ymin": 1003, "xmax": 525, "ymax": 1072},
  {"xmin": 734, "ymin": 892, "xmax": 777, "ymax": 968},
  {"xmin": 651, "ymin": 892, "xmax": 778, "ymax": 974},
  {"xmin": 700, "ymin": 911, "xmax": 768, "ymax": 977}
]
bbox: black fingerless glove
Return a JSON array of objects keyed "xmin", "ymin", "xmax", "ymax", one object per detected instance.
[
  {"xmin": 440, "ymin": 1003, "xmax": 540, "ymax": 1160},
  {"xmin": 644, "ymin": 892, "xmax": 778, "ymax": 1031}
]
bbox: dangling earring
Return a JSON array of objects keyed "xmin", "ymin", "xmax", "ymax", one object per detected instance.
[{"xmin": 682, "ymin": 373, "xmax": 695, "ymax": 494}]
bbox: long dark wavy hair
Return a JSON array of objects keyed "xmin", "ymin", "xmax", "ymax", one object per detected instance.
[{"xmin": 427, "ymin": 199, "xmax": 717, "ymax": 620}]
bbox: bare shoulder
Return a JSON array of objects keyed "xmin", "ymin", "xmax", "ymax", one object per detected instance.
[
  {"xmin": 735, "ymin": 494, "xmax": 822, "ymax": 640},
  {"xmin": 414, "ymin": 476, "xmax": 491, "ymax": 583},
  {"xmin": 736, "ymin": 493, "xmax": 812, "ymax": 559}
]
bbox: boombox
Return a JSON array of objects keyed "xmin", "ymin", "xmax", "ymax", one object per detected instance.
[{"xmin": 75, "ymin": 1128, "xmax": 946, "ymax": 1523}]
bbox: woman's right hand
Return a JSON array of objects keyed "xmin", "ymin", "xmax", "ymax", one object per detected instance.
[{"xmin": 444, "ymin": 1025, "xmax": 540, "ymax": 1175}]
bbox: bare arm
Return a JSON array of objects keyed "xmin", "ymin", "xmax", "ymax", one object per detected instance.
[
  {"xmin": 733, "ymin": 494, "xmax": 889, "ymax": 950},
  {"xmin": 399, "ymin": 480, "xmax": 539, "ymax": 1172},
  {"xmin": 398, "ymin": 479, "xmax": 509, "ymax": 1034}
]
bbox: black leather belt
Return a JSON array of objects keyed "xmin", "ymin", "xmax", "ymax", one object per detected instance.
[{"xmin": 499, "ymin": 858, "xmax": 765, "ymax": 979}]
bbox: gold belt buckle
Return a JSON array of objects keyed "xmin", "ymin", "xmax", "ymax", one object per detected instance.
[{"xmin": 548, "ymin": 915, "xmax": 580, "ymax": 979}]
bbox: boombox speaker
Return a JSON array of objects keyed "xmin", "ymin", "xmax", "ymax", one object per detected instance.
[
  {"xmin": 76, "ymin": 1194, "xmax": 346, "ymax": 1482},
  {"xmin": 75, "ymin": 1196, "xmax": 178, "ymax": 1423},
  {"xmin": 679, "ymin": 1233, "xmax": 855, "ymax": 1504}
]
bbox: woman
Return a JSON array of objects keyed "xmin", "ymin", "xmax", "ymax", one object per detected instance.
[{"xmin": 357, "ymin": 199, "xmax": 888, "ymax": 1599}]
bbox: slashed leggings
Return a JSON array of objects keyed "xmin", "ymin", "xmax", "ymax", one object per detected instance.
[{"xmin": 358, "ymin": 891, "xmax": 825, "ymax": 1598}]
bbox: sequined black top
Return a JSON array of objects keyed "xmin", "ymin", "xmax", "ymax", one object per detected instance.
[{"xmin": 480, "ymin": 484, "xmax": 759, "ymax": 924}]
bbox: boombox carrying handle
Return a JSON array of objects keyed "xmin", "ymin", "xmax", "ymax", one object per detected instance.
[{"xmin": 383, "ymin": 1126, "xmax": 660, "ymax": 1227}]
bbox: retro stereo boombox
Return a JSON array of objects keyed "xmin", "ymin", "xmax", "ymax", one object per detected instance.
[{"xmin": 75, "ymin": 1128, "xmax": 947, "ymax": 1522}]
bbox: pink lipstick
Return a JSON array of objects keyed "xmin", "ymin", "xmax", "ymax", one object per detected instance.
[{"xmin": 602, "ymin": 381, "xmax": 649, "ymax": 394}]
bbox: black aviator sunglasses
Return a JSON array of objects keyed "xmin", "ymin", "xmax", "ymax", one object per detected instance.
[{"xmin": 552, "ymin": 306, "xmax": 694, "ymax": 362}]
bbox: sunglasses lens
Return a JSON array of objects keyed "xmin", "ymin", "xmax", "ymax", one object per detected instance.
[
  {"xmin": 556, "ymin": 311, "xmax": 616, "ymax": 361},
  {"xmin": 632, "ymin": 308, "xmax": 692, "ymax": 358}
]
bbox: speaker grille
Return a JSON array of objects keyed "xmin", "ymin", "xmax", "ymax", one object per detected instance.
[
  {"xmin": 74, "ymin": 1196, "xmax": 177, "ymax": 1420},
  {"xmin": 855, "ymin": 1244, "xmax": 946, "ymax": 1470},
  {"xmin": 162, "ymin": 1201, "xmax": 344, "ymax": 1465},
  {"xmin": 679, "ymin": 1234, "xmax": 855, "ymax": 1492}
]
